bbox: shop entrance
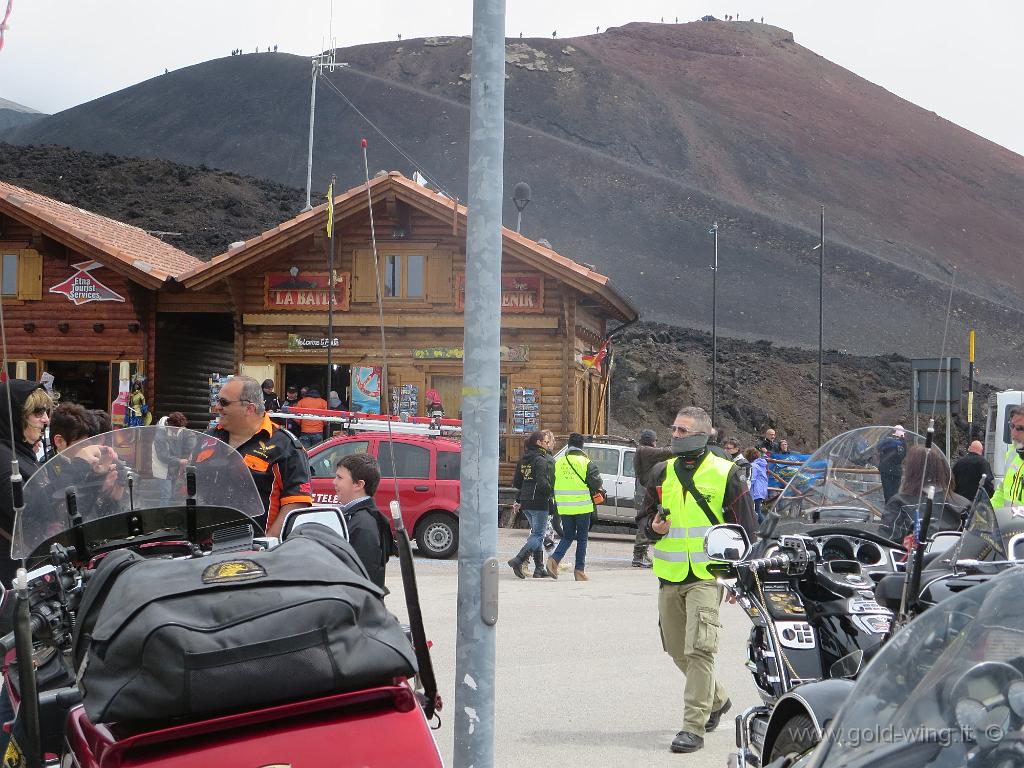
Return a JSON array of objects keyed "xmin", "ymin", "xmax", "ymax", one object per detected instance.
[
  {"xmin": 282, "ymin": 364, "xmax": 350, "ymax": 408},
  {"xmin": 44, "ymin": 361, "xmax": 111, "ymax": 409},
  {"xmin": 429, "ymin": 374, "xmax": 463, "ymax": 421}
]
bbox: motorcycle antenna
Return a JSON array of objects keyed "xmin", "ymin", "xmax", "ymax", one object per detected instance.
[{"xmin": 360, "ymin": 139, "xmax": 440, "ymax": 720}]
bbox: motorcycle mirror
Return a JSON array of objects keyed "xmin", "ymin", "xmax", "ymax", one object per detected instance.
[
  {"xmin": 280, "ymin": 506, "xmax": 350, "ymax": 541},
  {"xmin": 829, "ymin": 649, "xmax": 864, "ymax": 679},
  {"xmin": 925, "ymin": 530, "xmax": 962, "ymax": 555},
  {"xmin": 704, "ymin": 524, "xmax": 750, "ymax": 563}
]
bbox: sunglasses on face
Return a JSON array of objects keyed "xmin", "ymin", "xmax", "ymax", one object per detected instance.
[
  {"xmin": 30, "ymin": 407, "xmax": 51, "ymax": 417},
  {"xmin": 669, "ymin": 424, "xmax": 704, "ymax": 435},
  {"xmin": 217, "ymin": 398, "xmax": 251, "ymax": 408},
  {"xmin": 1010, "ymin": 424, "xmax": 1024, "ymax": 433}
]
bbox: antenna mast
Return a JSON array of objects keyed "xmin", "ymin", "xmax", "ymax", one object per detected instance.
[{"xmin": 303, "ymin": 38, "xmax": 343, "ymax": 211}]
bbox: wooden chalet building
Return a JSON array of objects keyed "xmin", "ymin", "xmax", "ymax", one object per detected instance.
[
  {"xmin": 176, "ymin": 172, "xmax": 637, "ymax": 468},
  {"xmin": 0, "ymin": 181, "xmax": 202, "ymax": 413}
]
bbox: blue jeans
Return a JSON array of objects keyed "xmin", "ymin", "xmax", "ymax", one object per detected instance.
[
  {"xmin": 552, "ymin": 512, "xmax": 590, "ymax": 571},
  {"xmin": 523, "ymin": 508, "xmax": 547, "ymax": 554},
  {"xmin": 299, "ymin": 433, "xmax": 322, "ymax": 450}
]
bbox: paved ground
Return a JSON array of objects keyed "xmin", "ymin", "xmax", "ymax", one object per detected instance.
[{"xmin": 386, "ymin": 528, "xmax": 760, "ymax": 767}]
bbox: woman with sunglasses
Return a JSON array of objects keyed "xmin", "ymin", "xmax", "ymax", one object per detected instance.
[{"xmin": 0, "ymin": 379, "xmax": 53, "ymax": 627}]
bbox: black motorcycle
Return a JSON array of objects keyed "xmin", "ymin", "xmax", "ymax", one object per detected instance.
[
  {"xmin": 756, "ymin": 564, "xmax": 1024, "ymax": 768},
  {"xmin": 710, "ymin": 426, "xmax": 958, "ymax": 765}
]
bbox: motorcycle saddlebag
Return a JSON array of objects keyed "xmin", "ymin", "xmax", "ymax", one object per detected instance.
[{"xmin": 71, "ymin": 524, "xmax": 417, "ymax": 724}]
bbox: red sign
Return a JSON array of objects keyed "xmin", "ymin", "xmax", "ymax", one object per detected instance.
[
  {"xmin": 264, "ymin": 271, "xmax": 350, "ymax": 311},
  {"xmin": 49, "ymin": 261, "xmax": 125, "ymax": 305},
  {"xmin": 455, "ymin": 273, "xmax": 544, "ymax": 313}
]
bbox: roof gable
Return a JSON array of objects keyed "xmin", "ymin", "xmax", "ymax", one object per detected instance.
[
  {"xmin": 0, "ymin": 180, "xmax": 202, "ymax": 287},
  {"xmin": 183, "ymin": 172, "xmax": 637, "ymax": 321}
]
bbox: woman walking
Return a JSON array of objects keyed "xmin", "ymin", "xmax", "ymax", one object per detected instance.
[
  {"xmin": 547, "ymin": 433, "xmax": 605, "ymax": 581},
  {"xmin": 745, "ymin": 447, "xmax": 769, "ymax": 523},
  {"xmin": 509, "ymin": 430, "xmax": 557, "ymax": 579}
]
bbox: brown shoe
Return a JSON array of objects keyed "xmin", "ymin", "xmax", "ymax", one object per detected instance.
[
  {"xmin": 545, "ymin": 556, "xmax": 560, "ymax": 579},
  {"xmin": 574, "ymin": 569, "xmax": 588, "ymax": 581}
]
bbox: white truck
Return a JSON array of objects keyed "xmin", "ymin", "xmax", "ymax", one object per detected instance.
[{"xmin": 984, "ymin": 390, "xmax": 1024, "ymax": 485}]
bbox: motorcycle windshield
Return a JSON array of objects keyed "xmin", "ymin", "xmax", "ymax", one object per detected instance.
[
  {"xmin": 813, "ymin": 566, "xmax": 1024, "ymax": 768},
  {"xmin": 13, "ymin": 427, "xmax": 264, "ymax": 559},
  {"xmin": 946, "ymin": 489, "xmax": 1024, "ymax": 565},
  {"xmin": 773, "ymin": 426, "xmax": 956, "ymax": 541}
]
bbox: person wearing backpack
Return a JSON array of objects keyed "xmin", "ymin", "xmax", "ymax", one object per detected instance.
[
  {"xmin": 547, "ymin": 433, "xmax": 605, "ymax": 581},
  {"xmin": 333, "ymin": 452, "xmax": 395, "ymax": 589},
  {"xmin": 509, "ymin": 430, "xmax": 556, "ymax": 579}
]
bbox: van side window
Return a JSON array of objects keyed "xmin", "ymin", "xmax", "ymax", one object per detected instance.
[
  {"xmin": 378, "ymin": 442, "xmax": 430, "ymax": 479},
  {"xmin": 623, "ymin": 450, "xmax": 636, "ymax": 477},
  {"xmin": 437, "ymin": 451, "xmax": 460, "ymax": 480},
  {"xmin": 586, "ymin": 446, "xmax": 621, "ymax": 476}
]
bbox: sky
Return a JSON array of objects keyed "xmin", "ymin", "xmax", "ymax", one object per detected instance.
[{"xmin": 0, "ymin": 0, "xmax": 1022, "ymax": 156}]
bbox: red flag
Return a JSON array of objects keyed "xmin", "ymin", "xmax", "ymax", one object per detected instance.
[{"xmin": 582, "ymin": 338, "xmax": 610, "ymax": 369}]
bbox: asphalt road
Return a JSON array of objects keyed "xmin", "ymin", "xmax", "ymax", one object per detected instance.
[{"xmin": 386, "ymin": 529, "xmax": 760, "ymax": 767}]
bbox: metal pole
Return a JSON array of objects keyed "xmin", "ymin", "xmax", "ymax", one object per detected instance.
[
  {"xmin": 711, "ymin": 223, "xmax": 718, "ymax": 430},
  {"xmin": 326, "ymin": 175, "xmax": 336, "ymax": 427},
  {"xmin": 945, "ymin": 356, "xmax": 952, "ymax": 457},
  {"xmin": 303, "ymin": 60, "xmax": 317, "ymax": 211},
  {"xmin": 454, "ymin": 0, "xmax": 505, "ymax": 764},
  {"xmin": 818, "ymin": 205, "xmax": 824, "ymax": 447},
  {"xmin": 515, "ymin": 210, "xmax": 522, "ymax": 233},
  {"xmin": 967, "ymin": 330, "xmax": 975, "ymax": 440}
]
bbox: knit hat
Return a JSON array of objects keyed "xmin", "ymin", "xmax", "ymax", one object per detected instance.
[
  {"xmin": 568, "ymin": 432, "xmax": 585, "ymax": 448},
  {"xmin": 639, "ymin": 429, "xmax": 657, "ymax": 447}
]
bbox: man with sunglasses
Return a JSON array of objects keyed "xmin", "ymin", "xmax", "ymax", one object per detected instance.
[
  {"xmin": 638, "ymin": 406, "xmax": 756, "ymax": 755},
  {"xmin": 992, "ymin": 405, "xmax": 1024, "ymax": 509},
  {"xmin": 209, "ymin": 375, "xmax": 312, "ymax": 536}
]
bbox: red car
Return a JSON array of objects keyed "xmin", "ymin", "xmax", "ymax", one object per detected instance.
[{"xmin": 307, "ymin": 432, "xmax": 461, "ymax": 559}]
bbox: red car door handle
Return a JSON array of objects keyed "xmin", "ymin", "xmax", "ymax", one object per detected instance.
[{"xmin": 414, "ymin": 485, "xmax": 429, "ymax": 492}]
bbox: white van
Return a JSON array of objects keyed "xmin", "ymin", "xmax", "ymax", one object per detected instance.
[{"xmin": 985, "ymin": 390, "xmax": 1024, "ymax": 485}]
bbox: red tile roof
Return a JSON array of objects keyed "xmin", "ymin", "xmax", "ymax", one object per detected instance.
[{"xmin": 0, "ymin": 181, "xmax": 202, "ymax": 286}]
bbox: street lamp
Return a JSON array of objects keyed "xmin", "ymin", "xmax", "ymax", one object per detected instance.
[
  {"xmin": 709, "ymin": 222, "xmax": 719, "ymax": 431},
  {"xmin": 814, "ymin": 205, "xmax": 825, "ymax": 447},
  {"xmin": 512, "ymin": 182, "xmax": 531, "ymax": 233}
]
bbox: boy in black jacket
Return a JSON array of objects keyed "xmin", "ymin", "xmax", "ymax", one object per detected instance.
[{"xmin": 333, "ymin": 453, "xmax": 395, "ymax": 589}]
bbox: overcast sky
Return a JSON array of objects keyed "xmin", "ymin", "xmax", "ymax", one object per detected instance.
[{"xmin": 1, "ymin": 0, "xmax": 1021, "ymax": 155}]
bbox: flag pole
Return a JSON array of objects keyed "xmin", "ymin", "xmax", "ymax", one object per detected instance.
[{"xmin": 326, "ymin": 176, "xmax": 336, "ymax": 419}]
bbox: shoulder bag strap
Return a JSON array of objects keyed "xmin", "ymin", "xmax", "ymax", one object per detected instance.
[{"xmin": 674, "ymin": 456, "xmax": 721, "ymax": 526}]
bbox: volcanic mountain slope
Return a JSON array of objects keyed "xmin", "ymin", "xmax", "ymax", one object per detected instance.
[
  {"xmin": 5, "ymin": 22, "xmax": 1023, "ymax": 380},
  {"xmin": 0, "ymin": 97, "xmax": 44, "ymax": 131},
  {"xmin": 0, "ymin": 144, "xmax": 304, "ymax": 258}
]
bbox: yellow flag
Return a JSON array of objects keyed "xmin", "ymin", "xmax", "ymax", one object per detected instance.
[{"xmin": 326, "ymin": 180, "xmax": 334, "ymax": 238}]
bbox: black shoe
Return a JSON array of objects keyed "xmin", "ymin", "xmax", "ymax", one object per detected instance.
[
  {"xmin": 532, "ymin": 568, "xmax": 548, "ymax": 579},
  {"xmin": 705, "ymin": 698, "xmax": 732, "ymax": 732},
  {"xmin": 507, "ymin": 557, "xmax": 526, "ymax": 579},
  {"xmin": 669, "ymin": 731, "xmax": 704, "ymax": 753}
]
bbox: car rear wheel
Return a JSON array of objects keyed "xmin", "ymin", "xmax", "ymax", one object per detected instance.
[{"xmin": 415, "ymin": 512, "xmax": 459, "ymax": 559}]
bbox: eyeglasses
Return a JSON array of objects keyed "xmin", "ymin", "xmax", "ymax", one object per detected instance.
[
  {"xmin": 30, "ymin": 407, "xmax": 51, "ymax": 417},
  {"xmin": 217, "ymin": 398, "xmax": 251, "ymax": 409},
  {"xmin": 1010, "ymin": 424, "xmax": 1024, "ymax": 433},
  {"xmin": 669, "ymin": 424, "xmax": 705, "ymax": 436}
]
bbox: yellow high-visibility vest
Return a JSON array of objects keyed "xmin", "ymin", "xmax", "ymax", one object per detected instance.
[{"xmin": 553, "ymin": 452, "xmax": 593, "ymax": 516}]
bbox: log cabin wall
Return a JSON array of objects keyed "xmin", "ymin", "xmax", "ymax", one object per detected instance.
[
  {"xmin": 204, "ymin": 205, "xmax": 606, "ymax": 482},
  {"xmin": 0, "ymin": 212, "xmax": 150, "ymax": 408}
]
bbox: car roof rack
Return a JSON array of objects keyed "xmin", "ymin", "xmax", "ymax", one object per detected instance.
[{"xmin": 269, "ymin": 407, "xmax": 462, "ymax": 438}]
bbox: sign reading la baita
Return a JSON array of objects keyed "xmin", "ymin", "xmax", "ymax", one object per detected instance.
[
  {"xmin": 264, "ymin": 272, "xmax": 350, "ymax": 311},
  {"xmin": 49, "ymin": 261, "xmax": 125, "ymax": 305}
]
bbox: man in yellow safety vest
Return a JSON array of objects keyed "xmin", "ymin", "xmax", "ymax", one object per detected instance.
[
  {"xmin": 639, "ymin": 406, "xmax": 757, "ymax": 754},
  {"xmin": 993, "ymin": 405, "xmax": 1024, "ymax": 508},
  {"xmin": 547, "ymin": 433, "xmax": 605, "ymax": 581}
]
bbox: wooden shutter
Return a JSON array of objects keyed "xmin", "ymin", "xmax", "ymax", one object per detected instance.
[
  {"xmin": 351, "ymin": 249, "xmax": 377, "ymax": 303},
  {"xmin": 426, "ymin": 250, "xmax": 453, "ymax": 304},
  {"xmin": 17, "ymin": 249, "xmax": 42, "ymax": 301}
]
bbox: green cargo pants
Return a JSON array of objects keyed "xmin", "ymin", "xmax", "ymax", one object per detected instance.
[{"xmin": 658, "ymin": 579, "xmax": 728, "ymax": 736}]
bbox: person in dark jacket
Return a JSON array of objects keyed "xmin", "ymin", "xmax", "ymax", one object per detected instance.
[
  {"xmin": 877, "ymin": 425, "xmax": 909, "ymax": 502},
  {"xmin": 509, "ymin": 429, "xmax": 556, "ymax": 578},
  {"xmin": 952, "ymin": 440, "xmax": 995, "ymax": 502},
  {"xmin": 0, "ymin": 380, "xmax": 53, "ymax": 603},
  {"xmin": 880, "ymin": 444, "xmax": 969, "ymax": 542},
  {"xmin": 333, "ymin": 452, "xmax": 393, "ymax": 589},
  {"xmin": 632, "ymin": 428, "xmax": 672, "ymax": 567}
]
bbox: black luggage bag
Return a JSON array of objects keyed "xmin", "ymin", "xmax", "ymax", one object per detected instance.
[{"xmin": 72, "ymin": 523, "xmax": 416, "ymax": 723}]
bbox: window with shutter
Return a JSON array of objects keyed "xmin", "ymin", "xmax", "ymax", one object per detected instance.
[
  {"xmin": 426, "ymin": 250, "xmax": 453, "ymax": 303},
  {"xmin": 17, "ymin": 249, "xmax": 42, "ymax": 300},
  {"xmin": 352, "ymin": 250, "xmax": 377, "ymax": 303}
]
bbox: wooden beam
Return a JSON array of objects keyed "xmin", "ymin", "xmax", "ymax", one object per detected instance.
[{"xmin": 242, "ymin": 312, "xmax": 559, "ymax": 329}]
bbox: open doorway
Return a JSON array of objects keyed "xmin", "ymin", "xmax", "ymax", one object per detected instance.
[
  {"xmin": 44, "ymin": 361, "xmax": 110, "ymax": 409},
  {"xmin": 283, "ymin": 364, "xmax": 350, "ymax": 408}
]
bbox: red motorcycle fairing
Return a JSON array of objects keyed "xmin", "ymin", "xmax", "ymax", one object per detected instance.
[{"xmin": 64, "ymin": 684, "xmax": 443, "ymax": 768}]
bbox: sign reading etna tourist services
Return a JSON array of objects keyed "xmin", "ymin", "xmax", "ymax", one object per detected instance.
[
  {"xmin": 455, "ymin": 273, "xmax": 543, "ymax": 313},
  {"xmin": 49, "ymin": 261, "xmax": 126, "ymax": 305},
  {"xmin": 264, "ymin": 272, "xmax": 350, "ymax": 311}
]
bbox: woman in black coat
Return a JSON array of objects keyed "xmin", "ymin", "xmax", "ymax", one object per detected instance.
[
  {"xmin": 880, "ymin": 444, "xmax": 969, "ymax": 542},
  {"xmin": 509, "ymin": 429, "xmax": 556, "ymax": 579}
]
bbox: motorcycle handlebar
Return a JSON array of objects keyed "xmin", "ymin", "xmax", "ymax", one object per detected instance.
[{"xmin": 739, "ymin": 553, "xmax": 792, "ymax": 571}]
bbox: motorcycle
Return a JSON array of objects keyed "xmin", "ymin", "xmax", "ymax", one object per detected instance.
[
  {"xmin": 757, "ymin": 564, "xmax": 1024, "ymax": 768},
  {"xmin": 0, "ymin": 426, "xmax": 443, "ymax": 767},
  {"xmin": 711, "ymin": 426, "xmax": 966, "ymax": 765}
]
